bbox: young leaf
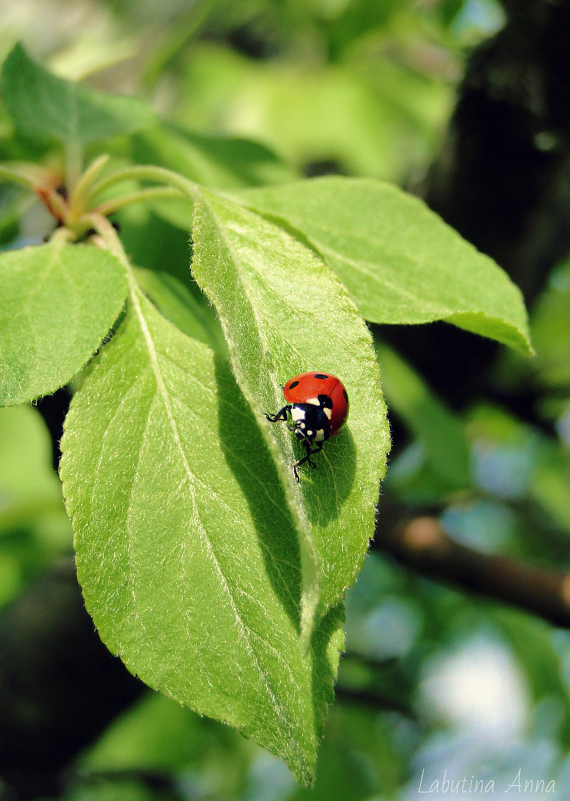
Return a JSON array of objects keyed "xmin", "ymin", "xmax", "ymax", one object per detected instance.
[
  {"xmin": 0, "ymin": 242, "xmax": 128, "ymax": 405},
  {"xmin": 60, "ymin": 292, "xmax": 339, "ymax": 784},
  {"xmin": 2, "ymin": 43, "xmax": 156, "ymax": 147},
  {"xmin": 192, "ymin": 189, "xmax": 390, "ymax": 611},
  {"xmin": 230, "ymin": 177, "xmax": 533, "ymax": 355}
]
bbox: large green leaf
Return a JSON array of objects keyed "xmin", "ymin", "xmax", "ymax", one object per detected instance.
[
  {"xmin": 230, "ymin": 177, "xmax": 532, "ymax": 355},
  {"xmin": 2, "ymin": 43, "xmax": 156, "ymax": 147},
  {"xmin": 192, "ymin": 189, "xmax": 390, "ymax": 611},
  {"xmin": 0, "ymin": 242, "xmax": 128, "ymax": 405},
  {"xmin": 60, "ymin": 291, "xmax": 341, "ymax": 783}
]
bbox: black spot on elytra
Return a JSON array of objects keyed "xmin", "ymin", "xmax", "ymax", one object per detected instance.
[
  {"xmin": 289, "ymin": 380, "xmax": 299, "ymax": 389},
  {"xmin": 343, "ymin": 389, "xmax": 348, "ymax": 402},
  {"xmin": 314, "ymin": 373, "xmax": 329, "ymax": 379}
]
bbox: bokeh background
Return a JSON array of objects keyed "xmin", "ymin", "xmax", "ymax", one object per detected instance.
[{"xmin": 2, "ymin": 0, "xmax": 570, "ymax": 798}]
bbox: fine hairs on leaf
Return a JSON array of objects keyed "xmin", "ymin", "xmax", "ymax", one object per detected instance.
[
  {"xmin": 0, "ymin": 40, "xmax": 537, "ymax": 788},
  {"xmin": 61, "ymin": 289, "xmax": 326, "ymax": 784},
  {"xmin": 231, "ymin": 178, "xmax": 533, "ymax": 355},
  {"xmin": 0, "ymin": 242, "xmax": 128, "ymax": 406}
]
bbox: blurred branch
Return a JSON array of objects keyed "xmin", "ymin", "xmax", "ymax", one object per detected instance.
[{"xmin": 375, "ymin": 515, "xmax": 570, "ymax": 629}]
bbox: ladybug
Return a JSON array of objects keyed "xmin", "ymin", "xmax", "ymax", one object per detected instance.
[{"xmin": 265, "ymin": 372, "xmax": 349, "ymax": 480}]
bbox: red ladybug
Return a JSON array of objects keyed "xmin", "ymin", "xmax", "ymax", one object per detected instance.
[{"xmin": 265, "ymin": 372, "xmax": 349, "ymax": 479}]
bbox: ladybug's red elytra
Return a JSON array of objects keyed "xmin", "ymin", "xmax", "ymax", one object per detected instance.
[{"xmin": 265, "ymin": 371, "xmax": 349, "ymax": 480}]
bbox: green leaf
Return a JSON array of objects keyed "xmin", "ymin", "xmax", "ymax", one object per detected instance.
[
  {"xmin": 492, "ymin": 607, "xmax": 570, "ymax": 748},
  {"xmin": 84, "ymin": 691, "xmax": 245, "ymax": 775},
  {"xmin": 2, "ymin": 43, "xmax": 156, "ymax": 147},
  {"xmin": 231, "ymin": 177, "xmax": 533, "ymax": 355},
  {"xmin": 192, "ymin": 189, "xmax": 390, "ymax": 612},
  {"xmin": 375, "ymin": 341, "xmax": 472, "ymax": 490},
  {"xmin": 60, "ymin": 292, "xmax": 341, "ymax": 783},
  {"xmin": 529, "ymin": 255, "xmax": 570, "ymax": 387},
  {"xmin": 0, "ymin": 242, "xmax": 128, "ymax": 405},
  {"xmin": 0, "ymin": 405, "xmax": 60, "ymax": 501},
  {"xmin": 173, "ymin": 44, "xmax": 450, "ymax": 182},
  {"xmin": 134, "ymin": 125, "xmax": 296, "ymax": 190},
  {"xmin": 0, "ymin": 404, "xmax": 71, "ymax": 552}
]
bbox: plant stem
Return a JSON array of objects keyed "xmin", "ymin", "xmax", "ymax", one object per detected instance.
[
  {"xmin": 94, "ymin": 186, "xmax": 184, "ymax": 217},
  {"xmin": 0, "ymin": 164, "xmax": 39, "ymax": 188},
  {"xmin": 69, "ymin": 154, "xmax": 110, "ymax": 220},
  {"xmin": 83, "ymin": 212, "xmax": 130, "ymax": 266},
  {"xmin": 49, "ymin": 227, "xmax": 76, "ymax": 245},
  {"xmin": 89, "ymin": 165, "xmax": 201, "ymax": 206}
]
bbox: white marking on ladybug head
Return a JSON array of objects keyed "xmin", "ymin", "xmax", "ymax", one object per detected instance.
[
  {"xmin": 323, "ymin": 407, "xmax": 332, "ymax": 420},
  {"xmin": 291, "ymin": 406, "xmax": 306, "ymax": 422},
  {"xmin": 315, "ymin": 429, "xmax": 325, "ymax": 441},
  {"xmin": 306, "ymin": 430, "xmax": 313, "ymax": 438},
  {"xmin": 305, "ymin": 397, "xmax": 320, "ymax": 406}
]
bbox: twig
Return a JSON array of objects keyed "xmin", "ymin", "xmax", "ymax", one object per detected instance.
[{"xmin": 375, "ymin": 515, "xmax": 570, "ymax": 629}]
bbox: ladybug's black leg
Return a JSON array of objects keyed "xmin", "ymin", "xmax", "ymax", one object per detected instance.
[
  {"xmin": 293, "ymin": 441, "xmax": 324, "ymax": 481},
  {"xmin": 265, "ymin": 406, "xmax": 291, "ymax": 423}
]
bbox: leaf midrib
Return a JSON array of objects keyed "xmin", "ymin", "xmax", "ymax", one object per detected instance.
[{"xmin": 128, "ymin": 282, "xmax": 303, "ymax": 748}]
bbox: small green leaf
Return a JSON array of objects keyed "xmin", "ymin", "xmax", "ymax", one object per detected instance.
[
  {"xmin": 0, "ymin": 242, "xmax": 128, "ymax": 405},
  {"xmin": 2, "ymin": 43, "xmax": 156, "ymax": 147},
  {"xmin": 231, "ymin": 177, "xmax": 533, "ymax": 355},
  {"xmin": 60, "ymin": 292, "xmax": 340, "ymax": 783},
  {"xmin": 0, "ymin": 405, "xmax": 60, "ymax": 501},
  {"xmin": 0, "ymin": 405, "xmax": 71, "ymax": 545},
  {"xmin": 192, "ymin": 189, "xmax": 390, "ymax": 614}
]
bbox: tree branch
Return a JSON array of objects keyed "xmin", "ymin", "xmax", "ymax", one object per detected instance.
[{"xmin": 375, "ymin": 515, "xmax": 570, "ymax": 629}]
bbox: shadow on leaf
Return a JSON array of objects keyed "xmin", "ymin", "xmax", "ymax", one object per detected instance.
[
  {"xmin": 299, "ymin": 426, "xmax": 356, "ymax": 527},
  {"xmin": 214, "ymin": 355, "xmax": 303, "ymax": 633}
]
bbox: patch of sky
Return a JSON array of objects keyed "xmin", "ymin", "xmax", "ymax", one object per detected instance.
[
  {"xmin": 472, "ymin": 437, "xmax": 538, "ymax": 499},
  {"xmin": 452, "ymin": 0, "xmax": 506, "ymax": 42},
  {"xmin": 385, "ymin": 441, "xmax": 425, "ymax": 485},
  {"xmin": 345, "ymin": 595, "xmax": 421, "ymax": 661},
  {"xmin": 440, "ymin": 499, "xmax": 514, "ymax": 552},
  {"xmin": 399, "ymin": 630, "xmax": 557, "ymax": 801},
  {"xmin": 240, "ymin": 751, "xmax": 296, "ymax": 801},
  {"xmin": 555, "ymin": 401, "xmax": 570, "ymax": 448},
  {"xmin": 419, "ymin": 629, "xmax": 529, "ymax": 738}
]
